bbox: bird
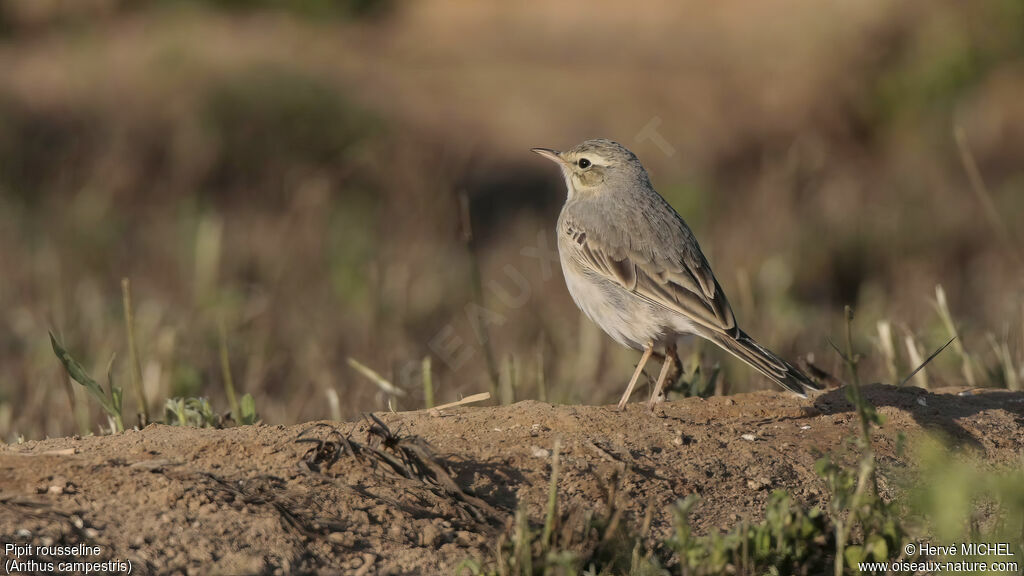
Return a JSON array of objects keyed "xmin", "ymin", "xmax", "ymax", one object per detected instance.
[{"xmin": 532, "ymin": 139, "xmax": 822, "ymax": 410}]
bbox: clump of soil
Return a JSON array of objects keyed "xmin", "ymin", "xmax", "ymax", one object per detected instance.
[{"xmin": 1, "ymin": 385, "xmax": 1021, "ymax": 574}]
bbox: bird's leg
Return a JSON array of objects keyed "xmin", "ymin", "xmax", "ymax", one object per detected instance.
[
  {"xmin": 647, "ymin": 350, "xmax": 675, "ymax": 410},
  {"xmin": 617, "ymin": 343, "xmax": 654, "ymax": 410},
  {"xmin": 664, "ymin": 344, "xmax": 684, "ymax": 391},
  {"xmin": 648, "ymin": 348, "xmax": 683, "ymax": 387}
]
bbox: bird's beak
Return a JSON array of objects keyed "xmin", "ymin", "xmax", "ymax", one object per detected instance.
[{"xmin": 531, "ymin": 147, "xmax": 567, "ymax": 165}]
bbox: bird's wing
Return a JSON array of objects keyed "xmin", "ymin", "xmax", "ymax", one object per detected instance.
[{"xmin": 562, "ymin": 214, "xmax": 738, "ymax": 336}]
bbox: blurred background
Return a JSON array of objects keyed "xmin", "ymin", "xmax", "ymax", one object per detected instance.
[{"xmin": 1, "ymin": 0, "xmax": 1022, "ymax": 439}]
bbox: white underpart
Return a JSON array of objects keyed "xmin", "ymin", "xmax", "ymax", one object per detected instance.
[{"xmin": 560, "ymin": 252, "xmax": 698, "ymax": 351}]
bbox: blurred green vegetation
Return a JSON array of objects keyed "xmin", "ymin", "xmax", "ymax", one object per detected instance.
[
  {"xmin": 0, "ymin": 0, "xmax": 391, "ymax": 36},
  {"xmin": 201, "ymin": 66, "xmax": 380, "ymax": 201},
  {"xmin": 176, "ymin": 0, "xmax": 391, "ymax": 18},
  {"xmin": 870, "ymin": 0, "xmax": 1024, "ymax": 125}
]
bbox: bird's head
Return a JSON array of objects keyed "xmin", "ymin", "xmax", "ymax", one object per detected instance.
[{"xmin": 531, "ymin": 139, "xmax": 650, "ymax": 199}]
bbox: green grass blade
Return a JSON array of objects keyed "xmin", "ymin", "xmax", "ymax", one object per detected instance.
[{"xmin": 49, "ymin": 331, "xmax": 124, "ymax": 432}]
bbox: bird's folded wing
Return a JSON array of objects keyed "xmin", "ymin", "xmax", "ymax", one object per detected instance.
[{"xmin": 572, "ymin": 225, "xmax": 737, "ymax": 336}]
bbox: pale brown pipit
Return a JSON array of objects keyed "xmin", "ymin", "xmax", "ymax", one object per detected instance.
[{"xmin": 532, "ymin": 139, "xmax": 821, "ymax": 410}]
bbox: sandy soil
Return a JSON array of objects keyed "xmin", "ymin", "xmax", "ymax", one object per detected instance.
[{"xmin": 1, "ymin": 385, "xmax": 1022, "ymax": 575}]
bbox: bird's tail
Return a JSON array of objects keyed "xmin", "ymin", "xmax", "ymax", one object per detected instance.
[{"xmin": 704, "ymin": 329, "xmax": 822, "ymax": 397}]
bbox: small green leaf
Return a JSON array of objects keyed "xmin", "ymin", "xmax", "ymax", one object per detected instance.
[
  {"xmin": 165, "ymin": 398, "xmax": 188, "ymax": 426},
  {"xmin": 884, "ymin": 519, "xmax": 901, "ymax": 544},
  {"xmin": 240, "ymin": 393, "xmax": 257, "ymax": 425},
  {"xmin": 867, "ymin": 534, "xmax": 889, "ymax": 562},
  {"xmin": 844, "ymin": 545, "xmax": 865, "ymax": 566},
  {"xmin": 814, "ymin": 456, "xmax": 835, "ymax": 477}
]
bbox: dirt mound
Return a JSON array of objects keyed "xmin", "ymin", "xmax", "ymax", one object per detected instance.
[{"xmin": 1, "ymin": 386, "xmax": 1022, "ymax": 575}]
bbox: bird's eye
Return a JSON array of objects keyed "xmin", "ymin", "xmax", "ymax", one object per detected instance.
[{"xmin": 578, "ymin": 158, "xmax": 591, "ymax": 169}]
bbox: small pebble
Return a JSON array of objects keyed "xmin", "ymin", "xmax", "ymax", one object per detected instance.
[
  {"xmin": 328, "ymin": 532, "xmax": 356, "ymax": 547},
  {"xmin": 419, "ymin": 524, "xmax": 441, "ymax": 547},
  {"xmin": 747, "ymin": 477, "xmax": 771, "ymax": 490}
]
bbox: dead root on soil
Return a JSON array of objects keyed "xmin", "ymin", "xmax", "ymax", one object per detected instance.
[{"xmin": 295, "ymin": 414, "xmax": 502, "ymax": 527}]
